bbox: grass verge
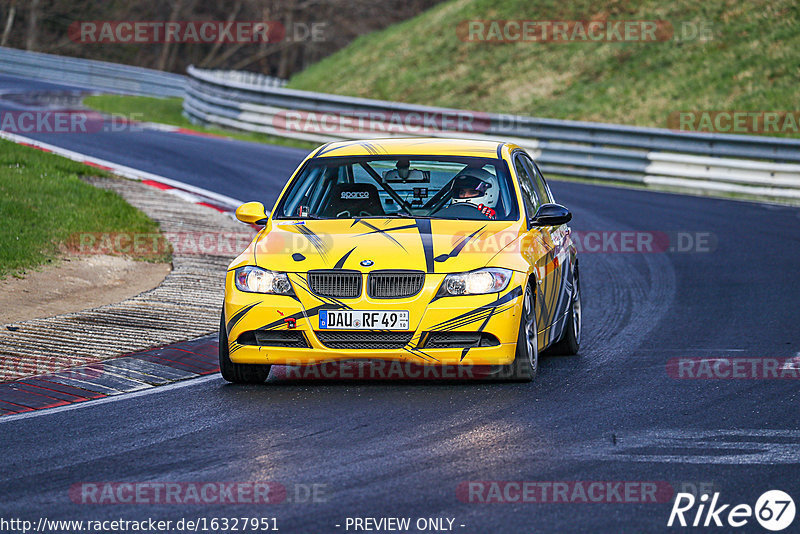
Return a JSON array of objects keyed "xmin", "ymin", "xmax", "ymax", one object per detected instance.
[{"xmin": 0, "ymin": 139, "xmax": 169, "ymax": 278}]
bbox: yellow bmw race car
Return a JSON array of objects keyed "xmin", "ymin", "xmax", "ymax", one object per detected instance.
[{"xmin": 221, "ymin": 138, "xmax": 580, "ymax": 383}]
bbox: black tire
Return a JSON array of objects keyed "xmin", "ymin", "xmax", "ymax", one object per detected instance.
[
  {"xmin": 550, "ymin": 267, "xmax": 581, "ymax": 356},
  {"xmin": 498, "ymin": 284, "xmax": 538, "ymax": 382},
  {"xmin": 219, "ymin": 311, "xmax": 271, "ymax": 384}
]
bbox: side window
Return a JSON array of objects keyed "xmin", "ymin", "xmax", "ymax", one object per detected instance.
[
  {"xmin": 513, "ymin": 154, "xmax": 539, "ymax": 219},
  {"xmin": 522, "ymin": 156, "xmax": 553, "ymax": 204}
]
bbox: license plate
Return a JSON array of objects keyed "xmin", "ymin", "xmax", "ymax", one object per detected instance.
[{"xmin": 319, "ymin": 310, "xmax": 409, "ymax": 330}]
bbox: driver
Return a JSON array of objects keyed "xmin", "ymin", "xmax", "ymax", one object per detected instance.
[
  {"xmin": 395, "ymin": 158, "xmax": 411, "ymax": 180},
  {"xmin": 450, "ymin": 168, "xmax": 499, "ymax": 219}
]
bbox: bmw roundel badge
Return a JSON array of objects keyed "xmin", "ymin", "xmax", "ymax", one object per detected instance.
[{"xmin": 360, "ymin": 259, "xmax": 374, "ymax": 267}]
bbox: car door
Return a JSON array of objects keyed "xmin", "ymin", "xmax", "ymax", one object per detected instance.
[
  {"xmin": 512, "ymin": 151, "xmax": 559, "ymax": 346},
  {"xmin": 522, "ymin": 155, "xmax": 574, "ymax": 343}
]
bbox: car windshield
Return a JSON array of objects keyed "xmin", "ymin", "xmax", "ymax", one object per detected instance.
[{"xmin": 275, "ymin": 155, "xmax": 519, "ymax": 221}]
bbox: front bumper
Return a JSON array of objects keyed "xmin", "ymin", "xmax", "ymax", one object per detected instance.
[{"xmin": 224, "ymin": 271, "xmax": 527, "ymax": 366}]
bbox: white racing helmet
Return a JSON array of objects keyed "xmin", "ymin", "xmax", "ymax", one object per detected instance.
[{"xmin": 450, "ymin": 167, "xmax": 500, "ymax": 210}]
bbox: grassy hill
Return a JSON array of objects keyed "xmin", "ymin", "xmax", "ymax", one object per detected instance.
[{"xmin": 287, "ymin": 0, "xmax": 799, "ymax": 135}]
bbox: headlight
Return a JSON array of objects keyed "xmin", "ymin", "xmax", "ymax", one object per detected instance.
[
  {"xmin": 234, "ymin": 266, "xmax": 294, "ymax": 295},
  {"xmin": 439, "ymin": 268, "xmax": 512, "ymax": 296}
]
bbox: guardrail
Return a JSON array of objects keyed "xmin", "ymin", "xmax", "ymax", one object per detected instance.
[
  {"xmin": 2, "ymin": 48, "xmax": 797, "ymax": 200},
  {"xmin": 184, "ymin": 65, "xmax": 800, "ymax": 199},
  {"xmin": 0, "ymin": 46, "xmax": 185, "ymax": 97}
]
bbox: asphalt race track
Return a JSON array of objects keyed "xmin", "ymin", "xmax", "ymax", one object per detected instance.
[{"xmin": 1, "ymin": 74, "xmax": 799, "ymax": 533}]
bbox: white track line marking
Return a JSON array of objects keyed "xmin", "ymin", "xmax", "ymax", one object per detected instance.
[
  {"xmin": 0, "ymin": 130, "xmax": 244, "ymax": 210},
  {"xmin": 0, "ymin": 374, "xmax": 221, "ymax": 424}
]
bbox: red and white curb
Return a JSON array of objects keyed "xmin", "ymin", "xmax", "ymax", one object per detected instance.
[
  {"xmin": 0, "ymin": 335, "xmax": 222, "ymax": 421},
  {"xmin": 0, "ymin": 129, "xmax": 243, "ymax": 213}
]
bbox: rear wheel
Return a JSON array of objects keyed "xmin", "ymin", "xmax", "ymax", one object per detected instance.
[
  {"xmin": 500, "ymin": 284, "xmax": 538, "ymax": 382},
  {"xmin": 219, "ymin": 311, "xmax": 271, "ymax": 384},
  {"xmin": 550, "ymin": 267, "xmax": 581, "ymax": 356}
]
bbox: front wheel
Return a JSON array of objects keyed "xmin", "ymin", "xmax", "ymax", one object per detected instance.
[
  {"xmin": 219, "ymin": 311, "xmax": 271, "ymax": 384},
  {"xmin": 499, "ymin": 284, "xmax": 538, "ymax": 382}
]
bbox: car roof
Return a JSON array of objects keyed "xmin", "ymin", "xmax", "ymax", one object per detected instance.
[{"xmin": 312, "ymin": 137, "xmax": 510, "ymax": 159}]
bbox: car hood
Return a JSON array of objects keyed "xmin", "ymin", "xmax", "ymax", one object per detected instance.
[{"xmin": 231, "ymin": 218, "xmax": 523, "ymax": 274}]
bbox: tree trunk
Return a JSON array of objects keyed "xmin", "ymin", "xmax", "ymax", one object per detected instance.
[
  {"xmin": 198, "ymin": 0, "xmax": 242, "ymax": 68},
  {"xmin": 156, "ymin": 0, "xmax": 184, "ymax": 71},
  {"xmin": 276, "ymin": 5, "xmax": 294, "ymax": 79},
  {"xmin": 25, "ymin": 0, "xmax": 38, "ymax": 51},
  {"xmin": 1, "ymin": 0, "xmax": 16, "ymax": 47}
]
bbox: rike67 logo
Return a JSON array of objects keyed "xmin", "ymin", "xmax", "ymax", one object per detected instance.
[{"xmin": 668, "ymin": 490, "xmax": 795, "ymax": 531}]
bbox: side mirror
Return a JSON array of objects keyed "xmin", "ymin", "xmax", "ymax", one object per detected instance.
[
  {"xmin": 531, "ymin": 203, "xmax": 572, "ymax": 227},
  {"xmin": 235, "ymin": 202, "xmax": 268, "ymax": 225}
]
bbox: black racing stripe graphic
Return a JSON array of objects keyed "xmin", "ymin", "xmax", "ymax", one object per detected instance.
[
  {"xmin": 432, "ymin": 308, "xmax": 496, "ymax": 332},
  {"xmin": 258, "ymin": 276, "xmax": 352, "ymax": 331},
  {"xmin": 501, "ymin": 285, "xmax": 524, "ymax": 304},
  {"xmin": 435, "ymin": 308, "xmax": 497, "ymax": 332},
  {"xmin": 401, "ymin": 346, "xmax": 438, "ymax": 363},
  {"xmin": 315, "ymin": 142, "xmax": 340, "ymax": 157},
  {"xmin": 415, "ymin": 218, "xmax": 435, "ymax": 273},
  {"xmin": 537, "ymin": 268, "xmax": 551, "ymax": 334},
  {"xmin": 358, "ymin": 141, "xmax": 386, "ymax": 155},
  {"xmin": 434, "ymin": 290, "xmax": 520, "ymax": 332},
  {"xmin": 428, "ymin": 289, "xmax": 446, "ymax": 304},
  {"xmin": 355, "ymin": 220, "xmax": 408, "ymax": 251},
  {"xmin": 408, "ymin": 332, "xmax": 438, "ymax": 361},
  {"xmin": 460, "ymin": 301, "xmax": 500, "ymax": 361},
  {"xmin": 413, "ymin": 331, "xmax": 429, "ymax": 349},
  {"xmin": 258, "ymin": 302, "xmax": 344, "ymax": 331},
  {"xmin": 226, "ymin": 301, "xmax": 261, "ymax": 336},
  {"xmin": 311, "ymin": 143, "xmax": 331, "ymax": 156},
  {"xmin": 428, "ymin": 286, "xmax": 523, "ymax": 331},
  {"xmin": 357, "ymin": 222, "xmax": 418, "ymax": 235},
  {"xmin": 296, "ymin": 224, "xmax": 329, "ymax": 261},
  {"xmin": 334, "ymin": 247, "xmax": 357, "ymax": 269},
  {"xmin": 434, "ymin": 225, "xmax": 485, "ymax": 263}
]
